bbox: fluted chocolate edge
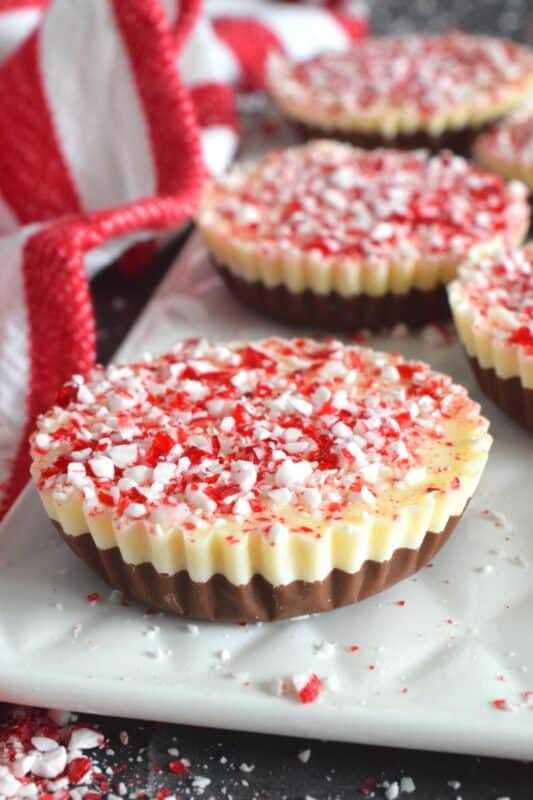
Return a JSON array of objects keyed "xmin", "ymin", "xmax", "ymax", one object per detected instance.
[
  {"xmin": 215, "ymin": 262, "xmax": 450, "ymax": 331},
  {"xmin": 292, "ymin": 120, "xmax": 495, "ymax": 157},
  {"xmin": 54, "ymin": 514, "xmax": 462, "ymax": 622},
  {"xmin": 468, "ymin": 357, "xmax": 533, "ymax": 432}
]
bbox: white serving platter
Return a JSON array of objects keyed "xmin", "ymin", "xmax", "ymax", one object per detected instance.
[{"xmin": 1, "ymin": 233, "xmax": 532, "ymax": 760}]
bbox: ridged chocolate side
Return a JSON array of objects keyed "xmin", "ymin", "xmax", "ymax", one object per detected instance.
[
  {"xmin": 293, "ymin": 120, "xmax": 495, "ymax": 157},
  {"xmin": 54, "ymin": 515, "xmax": 461, "ymax": 622},
  {"xmin": 468, "ymin": 357, "xmax": 533, "ymax": 432},
  {"xmin": 216, "ymin": 263, "xmax": 450, "ymax": 331}
]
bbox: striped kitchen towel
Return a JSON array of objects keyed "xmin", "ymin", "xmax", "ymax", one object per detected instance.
[{"xmin": 0, "ymin": 0, "xmax": 366, "ymax": 518}]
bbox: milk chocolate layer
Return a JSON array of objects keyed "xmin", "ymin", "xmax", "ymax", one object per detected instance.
[
  {"xmin": 216, "ymin": 263, "xmax": 450, "ymax": 331},
  {"xmin": 293, "ymin": 120, "xmax": 495, "ymax": 157},
  {"xmin": 55, "ymin": 514, "xmax": 461, "ymax": 622},
  {"xmin": 468, "ymin": 357, "xmax": 533, "ymax": 432}
]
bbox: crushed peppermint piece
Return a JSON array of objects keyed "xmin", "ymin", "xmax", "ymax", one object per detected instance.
[
  {"xmin": 384, "ymin": 781, "xmax": 399, "ymax": 800},
  {"xmin": 69, "ymin": 728, "xmax": 103, "ymax": 750},
  {"xmin": 314, "ymin": 640, "xmax": 336, "ymax": 657},
  {"xmin": 293, "ymin": 673, "xmax": 323, "ymax": 704},
  {"xmin": 400, "ymin": 776, "xmax": 416, "ymax": 793},
  {"xmin": 217, "ymin": 649, "xmax": 231, "ymax": 663},
  {"xmin": 298, "ymin": 749, "xmax": 311, "ymax": 763},
  {"xmin": 191, "ymin": 775, "xmax": 211, "ymax": 791},
  {"xmin": 168, "ymin": 759, "xmax": 188, "ymax": 775}
]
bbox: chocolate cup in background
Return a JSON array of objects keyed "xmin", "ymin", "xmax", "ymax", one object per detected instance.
[
  {"xmin": 54, "ymin": 514, "xmax": 462, "ymax": 623},
  {"xmin": 216, "ymin": 263, "xmax": 450, "ymax": 332},
  {"xmin": 291, "ymin": 120, "xmax": 496, "ymax": 158},
  {"xmin": 468, "ymin": 357, "xmax": 533, "ymax": 432}
]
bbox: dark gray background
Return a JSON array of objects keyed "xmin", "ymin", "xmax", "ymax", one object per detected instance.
[{"xmin": 371, "ymin": 0, "xmax": 532, "ymax": 43}]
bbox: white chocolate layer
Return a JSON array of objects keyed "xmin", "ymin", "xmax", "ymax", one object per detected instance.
[{"xmin": 39, "ymin": 449, "xmax": 488, "ymax": 586}]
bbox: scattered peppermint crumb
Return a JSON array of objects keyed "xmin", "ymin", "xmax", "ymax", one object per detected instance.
[
  {"xmin": 448, "ymin": 780, "xmax": 461, "ymax": 790},
  {"xmin": 218, "ymin": 649, "xmax": 231, "ymax": 663},
  {"xmin": 400, "ymin": 776, "xmax": 416, "ymax": 793},
  {"xmin": 298, "ymin": 749, "xmax": 311, "ymax": 763},
  {"xmin": 187, "ymin": 623, "xmax": 199, "ymax": 636},
  {"xmin": 481, "ymin": 509, "xmax": 512, "ymax": 530},
  {"xmin": 191, "ymin": 775, "xmax": 211, "ymax": 791},
  {"xmin": 168, "ymin": 759, "xmax": 188, "ymax": 775},
  {"xmin": 385, "ymin": 781, "xmax": 399, "ymax": 799},
  {"xmin": 168, "ymin": 747, "xmax": 179, "ymax": 756},
  {"xmin": 292, "ymin": 673, "xmax": 323, "ymax": 704},
  {"xmin": 146, "ymin": 648, "xmax": 165, "ymax": 660},
  {"xmin": 239, "ymin": 762, "xmax": 255, "ymax": 772},
  {"xmin": 313, "ymin": 640, "xmax": 336, "ymax": 657},
  {"xmin": 474, "ymin": 564, "xmax": 494, "ymax": 574}
]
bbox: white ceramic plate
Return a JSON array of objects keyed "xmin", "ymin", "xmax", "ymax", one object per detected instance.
[{"xmin": 1, "ymin": 234, "xmax": 532, "ymax": 760}]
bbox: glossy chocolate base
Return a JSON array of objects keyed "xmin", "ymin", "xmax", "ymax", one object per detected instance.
[
  {"xmin": 293, "ymin": 120, "xmax": 495, "ymax": 157},
  {"xmin": 468, "ymin": 357, "xmax": 533, "ymax": 432},
  {"xmin": 54, "ymin": 514, "xmax": 462, "ymax": 622},
  {"xmin": 216, "ymin": 263, "xmax": 450, "ymax": 331}
]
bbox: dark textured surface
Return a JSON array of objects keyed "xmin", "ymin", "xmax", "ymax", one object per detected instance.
[
  {"xmin": 217, "ymin": 263, "xmax": 451, "ymax": 331},
  {"xmin": 55, "ymin": 517, "xmax": 459, "ymax": 621},
  {"xmin": 468, "ymin": 356, "xmax": 533, "ymax": 431}
]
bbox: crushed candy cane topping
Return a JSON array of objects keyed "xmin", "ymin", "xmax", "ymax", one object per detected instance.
[
  {"xmin": 269, "ymin": 32, "xmax": 533, "ymax": 119},
  {"xmin": 0, "ymin": 709, "xmax": 104, "ymax": 799},
  {"xmin": 199, "ymin": 141, "xmax": 528, "ymax": 263},
  {"xmin": 31, "ymin": 337, "xmax": 486, "ymax": 539},
  {"xmin": 452, "ymin": 245, "xmax": 533, "ymax": 353}
]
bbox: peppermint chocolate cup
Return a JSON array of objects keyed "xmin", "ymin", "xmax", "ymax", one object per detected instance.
[
  {"xmin": 266, "ymin": 33, "xmax": 533, "ymax": 157},
  {"xmin": 55, "ymin": 516, "xmax": 461, "ymax": 622},
  {"xmin": 31, "ymin": 338, "xmax": 490, "ymax": 623},
  {"xmin": 198, "ymin": 141, "xmax": 529, "ymax": 333}
]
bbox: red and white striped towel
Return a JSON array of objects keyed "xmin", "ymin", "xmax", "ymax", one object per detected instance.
[{"xmin": 0, "ymin": 0, "xmax": 366, "ymax": 519}]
